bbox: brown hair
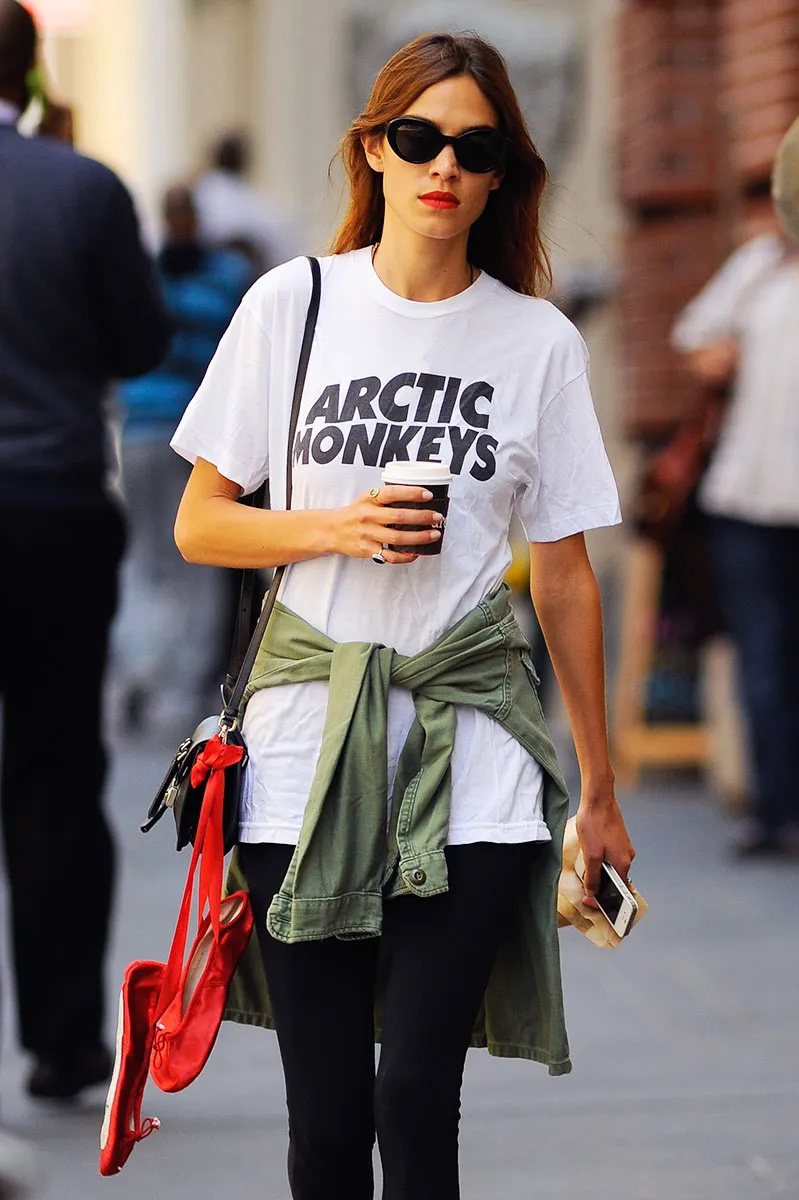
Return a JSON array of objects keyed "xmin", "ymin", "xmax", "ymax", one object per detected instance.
[{"xmin": 330, "ymin": 31, "xmax": 551, "ymax": 297}]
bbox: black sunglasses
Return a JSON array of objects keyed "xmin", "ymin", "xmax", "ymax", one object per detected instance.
[{"xmin": 385, "ymin": 117, "xmax": 507, "ymax": 175}]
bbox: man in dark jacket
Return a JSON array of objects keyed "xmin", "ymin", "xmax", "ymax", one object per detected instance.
[{"xmin": 0, "ymin": 0, "xmax": 172, "ymax": 1100}]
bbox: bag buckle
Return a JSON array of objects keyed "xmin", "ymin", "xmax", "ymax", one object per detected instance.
[
  {"xmin": 217, "ymin": 687, "xmax": 240, "ymax": 744},
  {"xmin": 217, "ymin": 713, "xmax": 238, "ymax": 744}
]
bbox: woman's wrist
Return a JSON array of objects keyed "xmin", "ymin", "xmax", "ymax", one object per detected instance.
[
  {"xmin": 316, "ymin": 507, "xmax": 341, "ymax": 558},
  {"xmin": 577, "ymin": 766, "xmax": 616, "ymax": 806}
]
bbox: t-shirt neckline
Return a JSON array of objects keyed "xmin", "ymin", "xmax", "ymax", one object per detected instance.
[{"xmin": 358, "ymin": 245, "xmax": 493, "ymax": 318}]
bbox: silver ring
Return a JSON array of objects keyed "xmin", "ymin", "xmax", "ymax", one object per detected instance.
[{"xmin": 372, "ymin": 551, "xmax": 387, "ymax": 564}]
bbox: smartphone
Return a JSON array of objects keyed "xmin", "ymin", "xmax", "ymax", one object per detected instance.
[{"xmin": 573, "ymin": 850, "xmax": 638, "ymax": 938}]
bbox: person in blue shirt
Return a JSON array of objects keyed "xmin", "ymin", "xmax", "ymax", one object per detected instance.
[{"xmin": 114, "ymin": 184, "xmax": 251, "ymax": 732}]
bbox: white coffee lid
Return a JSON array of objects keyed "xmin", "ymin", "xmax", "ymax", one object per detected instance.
[{"xmin": 381, "ymin": 460, "xmax": 451, "ymax": 486}]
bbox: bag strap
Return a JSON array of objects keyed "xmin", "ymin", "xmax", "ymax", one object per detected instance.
[
  {"xmin": 220, "ymin": 255, "xmax": 321, "ymax": 731},
  {"xmin": 223, "ymin": 481, "xmax": 268, "ymax": 705}
]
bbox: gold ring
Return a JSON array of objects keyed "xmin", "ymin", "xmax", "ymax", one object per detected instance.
[{"xmin": 369, "ymin": 487, "xmax": 380, "ymax": 499}]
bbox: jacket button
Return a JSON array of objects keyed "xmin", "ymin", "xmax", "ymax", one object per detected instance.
[{"xmin": 410, "ymin": 868, "xmax": 426, "ymax": 886}]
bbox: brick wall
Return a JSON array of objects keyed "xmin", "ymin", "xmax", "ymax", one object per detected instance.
[
  {"xmin": 619, "ymin": 215, "xmax": 725, "ymax": 430},
  {"xmin": 721, "ymin": 0, "xmax": 799, "ymax": 182},
  {"xmin": 617, "ymin": 0, "xmax": 799, "ymax": 433},
  {"xmin": 618, "ymin": 1, "xmax": 720, "ymax": 210}
]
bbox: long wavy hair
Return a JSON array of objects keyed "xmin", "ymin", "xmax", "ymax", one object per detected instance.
[{"xmin": 330, "ymin": 32, "xmax": 551, "ymax": 297}]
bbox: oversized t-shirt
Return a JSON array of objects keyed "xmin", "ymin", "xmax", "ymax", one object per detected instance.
[{"xmin": 171, "ymin": 247, "xmax": 621, "ymax": 846}]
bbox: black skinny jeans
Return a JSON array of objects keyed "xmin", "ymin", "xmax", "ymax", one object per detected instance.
[{"xmin": 240, "ymin": 840, "xmax": 541, "ymax": 1200}]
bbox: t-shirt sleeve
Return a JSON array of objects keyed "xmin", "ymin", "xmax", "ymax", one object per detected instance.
[
  {"xmin": 170, "ymin": 295, "xmax": 271, "ymax": 494},
  {"xmin": 514, "ymin": 370, "xmax": 622, "ymax": 542}
]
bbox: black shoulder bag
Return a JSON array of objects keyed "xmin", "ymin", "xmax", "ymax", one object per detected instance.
[{"xmin": 142, "ymin": 255, "xmax": 321, "ymax": 853}]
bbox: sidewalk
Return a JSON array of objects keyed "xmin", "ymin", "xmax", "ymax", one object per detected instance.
[{"xmin": 1, "ymin": 730, "xmax": 798, "ymax": 1199}]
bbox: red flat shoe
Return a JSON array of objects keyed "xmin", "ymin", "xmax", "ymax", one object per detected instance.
[
  {"xmin": 149, "ymin": 890, "xmax": 253, "ymax": 1093},
  {"xmin": 99, "ymin": 961, "xmax": 164, "ymax": 1176}
]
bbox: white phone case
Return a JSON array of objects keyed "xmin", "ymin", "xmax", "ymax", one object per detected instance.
[{"xmin": 573, "ymin": 850, "xmax": 638, "ymax": 937}]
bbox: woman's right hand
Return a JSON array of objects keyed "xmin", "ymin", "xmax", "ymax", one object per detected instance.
[{"xmin": 329, "ymin": 485, "xmax": 443, "ymax": 564}]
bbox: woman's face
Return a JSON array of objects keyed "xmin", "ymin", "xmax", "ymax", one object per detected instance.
[{"xmin": 362, "ymin": 74, "xmax": 503, "ymax": 245}]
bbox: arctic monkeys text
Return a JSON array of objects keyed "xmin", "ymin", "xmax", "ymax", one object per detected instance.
[{"xmin": 293, "ymin": 372, "xmax": 499, "ymax": 481}]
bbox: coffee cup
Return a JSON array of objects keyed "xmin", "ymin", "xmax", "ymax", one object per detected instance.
[{"xmin": 380, "ymin": 461, "xmax": 451, "ymax": 556}]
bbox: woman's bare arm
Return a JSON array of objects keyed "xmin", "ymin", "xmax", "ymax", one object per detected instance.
[
  {"xmin": 174, "ymin": 457, "xmax": 443, "ymax": 569},
  {"xmin": 529, "ymin": 532, "xmax": 635, "ymax": 904}
]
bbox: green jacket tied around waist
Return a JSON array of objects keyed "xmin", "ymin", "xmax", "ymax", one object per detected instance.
[{"xmin": 223, "ymin": 582, "xmax": 573, "ymax": 1075}]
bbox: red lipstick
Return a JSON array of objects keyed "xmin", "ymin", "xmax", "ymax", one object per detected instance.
[{"xmin": 419, "ymin": 191, "xmax": 460, "ymax": 210}]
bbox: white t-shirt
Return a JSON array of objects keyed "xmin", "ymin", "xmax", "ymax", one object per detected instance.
[
  {"xmin": 672, "ymin": 235, "xmax": 799, "ymax": 526},
  {"xmin": 172, "ymin": 247, "xmax": 621, "ymax": 846}
]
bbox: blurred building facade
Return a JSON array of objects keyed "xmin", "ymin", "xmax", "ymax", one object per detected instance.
[
  {"xmin": 38, "ymin": 0, "xmax": 627, "ymax": 566},
  {"xmin": 38, "ymin": 1, "xmax": 621, "ymax": 256},
  {"xmin": 617, "ymin": 0, "xmax": 799, "ymax": 435},
  {"xmin": 37, "ymin": 0, "xmax": 799, "ymax": 498},
  {"xmin": 611, "ymin": 0, "xmax": 799, "ymax": 798}
]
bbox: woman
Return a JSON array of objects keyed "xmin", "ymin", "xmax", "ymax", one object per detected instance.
[{"xmin": 172, "ymin": 32, "xmax": 634, "ymax": 1200}]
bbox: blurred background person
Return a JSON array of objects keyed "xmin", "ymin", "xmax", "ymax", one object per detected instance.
[
  {"xmin": 671, "ymin": 184, "xmax": 799, "ymax": 859},
  {"xmin": 194, "ymin": 130, "xmax": 300, "ymax": 276},
  {"xmin": 0, "ymin": 0, "xmax": 171, "ymax": 1100},
  {"xmin": 112, "ymin": 183, "xmax": 251, "ymax": 733}
]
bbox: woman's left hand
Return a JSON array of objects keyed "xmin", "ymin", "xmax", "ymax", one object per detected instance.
[{"xmin": 575, "ymin": 786, "xmax": 635, "ymax": 909}]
